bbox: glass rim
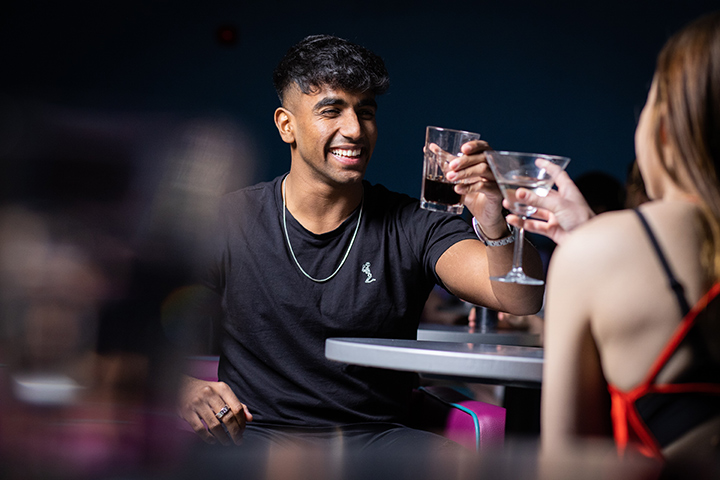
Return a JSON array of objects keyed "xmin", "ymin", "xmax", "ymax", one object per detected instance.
[
  {"xmin": 488, "ymin": 150, "xmax": 570, "ymax": 163},
  {"xmin": 426, "ymin": 125, "xmax": 481, "ymax": 137}
]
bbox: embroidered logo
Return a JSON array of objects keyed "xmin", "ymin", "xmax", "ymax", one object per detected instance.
[{"xmin": 362, "ymin": 262, "xmax": 377, "ymax": 283}]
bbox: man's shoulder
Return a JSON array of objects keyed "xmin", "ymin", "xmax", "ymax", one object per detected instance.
[
  {"xmin": 224, "ymin": 176, "xmax": 280, "ymax": 198},
  {"xmin": 213, "ymin": 176, "xmax": 282, "ymax": 232},
  {"xmin": 220, "ymin": 176, "xmax": 281, "ymax": 207}
]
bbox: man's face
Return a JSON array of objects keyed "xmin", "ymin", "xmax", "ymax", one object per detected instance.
[{"xmin": 279, "ymin": 84, "xmax": 378, "ymax": 187}]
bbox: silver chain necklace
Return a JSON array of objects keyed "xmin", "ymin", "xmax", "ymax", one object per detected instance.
[{"xmin": 281, "ymin": 177, "xmax": 363, "ymax": 283}]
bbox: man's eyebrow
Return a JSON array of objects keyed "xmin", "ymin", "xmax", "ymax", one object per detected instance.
[
  {"xmin": 313, "ymin": 97, "xmax": 347, "ymax": 110},
  {"xmin": 313, "ymin": 97, "xmax": 378, "ymax": 110}
]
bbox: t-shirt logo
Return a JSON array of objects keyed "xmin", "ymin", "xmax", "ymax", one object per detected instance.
[{"xmin": 362, "ymin": 262, "xmax": 377, "ymax": 284}]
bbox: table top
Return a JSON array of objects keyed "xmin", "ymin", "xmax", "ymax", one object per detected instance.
[
  {"xmin": 417, "ymin": 323, "xmax": 542, "ymax": 347},
  {"xmin": 325, "ymin": 337, "xmax": 543, "ymax": 387}
]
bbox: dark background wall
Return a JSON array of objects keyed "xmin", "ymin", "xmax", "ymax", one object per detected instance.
[{"xmin": 1, "ymin": 0, "xmax": 718, "ymax": 198}]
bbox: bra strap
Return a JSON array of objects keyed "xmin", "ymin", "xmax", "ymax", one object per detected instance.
[{"xmin": 633, "ymin": 209, "xmax": 691, "ymax": 316}]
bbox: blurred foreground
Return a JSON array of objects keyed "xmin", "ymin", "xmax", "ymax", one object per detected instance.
[{"xmin": 0, "ymin": 100, "xmax": 251, "ymax": 478}]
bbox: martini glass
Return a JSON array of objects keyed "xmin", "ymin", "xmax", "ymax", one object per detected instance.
[{"xmin": 485, "ymin": 150, "xmax": 571, "ymax": 285}]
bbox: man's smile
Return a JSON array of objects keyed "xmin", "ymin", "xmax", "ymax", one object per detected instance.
[
  {"xmin": 331, "ymin": 147, "xmax": 361, "ymax": 157},
  {"xmin": 330, "ymin": 147, "xmax": 364, "ymax": 164}
]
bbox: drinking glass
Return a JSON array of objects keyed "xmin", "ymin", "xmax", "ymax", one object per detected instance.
[
  {"xmin": 421, "ymin": 126, "xmax": 481, "ymax": 215},
  {"xmin": 485, "ymin": 150, "xmax": 571, "ymax": 285}
]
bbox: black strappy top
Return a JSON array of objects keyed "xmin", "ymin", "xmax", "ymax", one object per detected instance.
[{"xmin": 607, "ymin": 209, "xmax": 720, "ymax": 460}]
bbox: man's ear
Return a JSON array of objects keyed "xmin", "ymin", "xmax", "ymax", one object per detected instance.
[{"xmin": 274, "ymin": 107, "xmax": 295, "ymax": 144}]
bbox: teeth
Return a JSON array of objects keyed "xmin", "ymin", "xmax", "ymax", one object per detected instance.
[{"xmin": 331, "ymin": 149, "xmax": 361, "ymax": 158}]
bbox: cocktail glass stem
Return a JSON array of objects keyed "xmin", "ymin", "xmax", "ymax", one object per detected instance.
[
  {"xmin": 490, "ymin": 216, "xmax": 543, "ymax": 285},
  {"xmin": 510, "ymin": 219, "xmax": 527, "ymax": 276}
]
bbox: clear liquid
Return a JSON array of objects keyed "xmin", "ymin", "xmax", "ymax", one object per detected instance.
[{"xmin": 497, "ymin": 171, "xmax": 553, "ymax": 216}]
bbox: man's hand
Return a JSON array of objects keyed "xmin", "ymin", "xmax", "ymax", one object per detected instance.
[
  {"xmin": 505, "ymin": 159, "xmax": 595, "ymax": 245},
  {"xmin": 444, "ymin": 140, "xmax": 508, "ymax": 239},
  {"xmin": 177, "ymin": 375, "xmax": 253, "ymax": 446}
]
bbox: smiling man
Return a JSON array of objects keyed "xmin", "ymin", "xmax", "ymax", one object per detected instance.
[{"xmin": 177, "ymin": 34, "xmax": 544, "ymax": 453}]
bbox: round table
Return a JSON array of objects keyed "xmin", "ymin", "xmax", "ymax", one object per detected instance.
[{"xmin": 325, "ymin": 337, "xmax": 543, "ymax": 387}]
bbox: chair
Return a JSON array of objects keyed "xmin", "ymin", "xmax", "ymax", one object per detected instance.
[
  {"xmin": 182, "ymin": 356, "xmax": 506, "ymax": 452},
  {"xmin": 411, "ymin": 385, "xmax": 506, "ymax": 452},
  {"xmin": 184, "ymin": 355, "xmax": 222, "ymax": 382}
]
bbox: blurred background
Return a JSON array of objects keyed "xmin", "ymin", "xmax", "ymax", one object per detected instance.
[
  {"xmin": 1, "ymin": 0, "xmax": 718, "ymax": 194},
  {"xmin": 0, "ymin": 1, "xmax": 717, "ymax": 478}
]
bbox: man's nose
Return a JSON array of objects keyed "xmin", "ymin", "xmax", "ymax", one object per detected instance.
[{"xmin": 339, "ymin": 111, "xmax": 363, "ymax": 139}]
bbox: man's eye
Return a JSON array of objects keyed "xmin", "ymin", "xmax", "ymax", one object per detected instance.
[
  {"xmin": 359, "ymin": 110, "xmax": 376, "ymax": 119},
  {"xmin": 321, "ymin": 109, "xmax": 340, "ymax": 116}
]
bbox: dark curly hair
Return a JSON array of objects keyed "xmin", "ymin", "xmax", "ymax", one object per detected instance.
[{"xmin": 273, "ymin": 34, "xmax": 390, "ymax": 105}]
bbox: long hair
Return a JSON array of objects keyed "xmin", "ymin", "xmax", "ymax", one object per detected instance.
[{"xmin": 652, "ymin": 11, "xmax": 720, "ymax": 276}]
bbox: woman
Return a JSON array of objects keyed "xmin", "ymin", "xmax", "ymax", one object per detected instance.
[{"xmin": 537, "ymin": 11, "xmax": 720, "ymax": 465}]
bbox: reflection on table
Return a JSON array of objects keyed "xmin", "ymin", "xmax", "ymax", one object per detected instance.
[
  {"xmin": 325, "ymin": 338, "xmax": 543, "ymax": 388},
  {"xmin": 417, "ymin": 323, "xmax": 542, "ymax": 347}
]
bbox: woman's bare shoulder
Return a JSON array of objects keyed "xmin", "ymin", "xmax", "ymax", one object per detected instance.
[
  {"xmin": 556, "ymin": 209, "xmax": 644, "ymax": 262},
  {"xmin": 548, "ymin": 200, "xmax": 704, "ymax": 303}
]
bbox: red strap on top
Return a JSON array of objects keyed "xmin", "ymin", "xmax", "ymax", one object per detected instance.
[
  {"xmin": 643, "ymin": 282, "xmax": 720, "ymax": 385},
  {"xmin": 609, "ymin": 384, "xmax": 664, "ymax": 459},
  {"xmin": 608, "ymin": 385, "xmax": 630, "ymax": 452},
  {"xmin": 608, "ymin": 282, "xmax": 720, "ymax": 460}
]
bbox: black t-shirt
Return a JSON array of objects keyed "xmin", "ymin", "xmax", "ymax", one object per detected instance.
[{"xmin": 204, "ymin": 175, "xmax": 476, "ymax": 426}]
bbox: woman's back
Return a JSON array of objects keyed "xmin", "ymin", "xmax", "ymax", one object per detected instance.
[
  {"xmin": 590, "ymin": 201, "xmax": 713, "ymax": 390},
  {"xmin": 544, "ymin": 199, "xmax": 720, "ymax": 461},
  {"xmin": 540, "ymin": 10, "xmax": 720, "ymax": 473}
]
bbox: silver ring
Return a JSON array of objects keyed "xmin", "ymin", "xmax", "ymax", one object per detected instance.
[{"xmin": 215, "ymin": 405, "xmax": 230, "ymax": 421}]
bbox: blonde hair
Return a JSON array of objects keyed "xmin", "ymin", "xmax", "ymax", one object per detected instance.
[{"xmin": 652, "ymin": 11, "xmax": 720, "ymax": 277}]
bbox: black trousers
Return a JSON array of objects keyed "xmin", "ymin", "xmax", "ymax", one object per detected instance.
[
  {"xmin": 178, "ymin": 423, "xmax": 470, "ymax": 480},
  {"xmin": 241, "ymin": 422, "xmax": 459, "ymax": 451}
]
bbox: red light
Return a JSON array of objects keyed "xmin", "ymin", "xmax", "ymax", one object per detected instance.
[{"xmin": 216, "ymin": 25, "xmax": 238, "ymax": 46}]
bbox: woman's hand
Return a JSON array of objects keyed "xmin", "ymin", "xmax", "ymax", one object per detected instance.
[{"xmin": 505, "ymin": 159, "xmax": 595, "ymax": 245}]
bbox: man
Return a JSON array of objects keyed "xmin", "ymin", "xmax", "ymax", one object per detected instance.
[{"xmin": 177, "ymin": 34, "xmax": 543, "ymax": 450}]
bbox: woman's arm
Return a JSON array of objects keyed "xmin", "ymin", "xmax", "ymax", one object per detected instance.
[{"xmin": 541, "ymin": 229, "xmax": 612, "ymax": 453}]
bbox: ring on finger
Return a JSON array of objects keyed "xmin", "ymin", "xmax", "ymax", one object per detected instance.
[{"xmin": 215, "ymin": 404, "xmax": 230, "ymax": 421}]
